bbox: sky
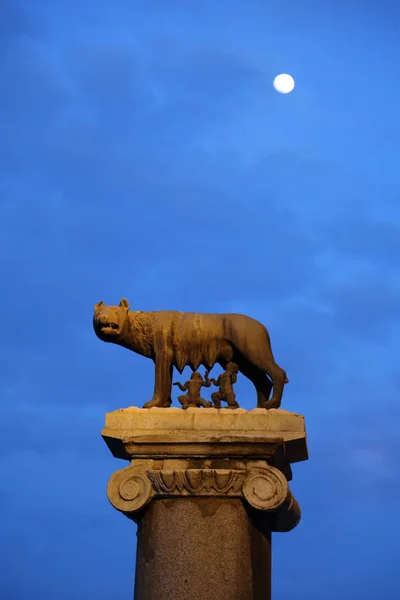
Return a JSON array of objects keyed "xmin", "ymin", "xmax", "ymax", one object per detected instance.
[{"xmin": 1, "ymin": 0, "xmax": 400, "ymax": 598}]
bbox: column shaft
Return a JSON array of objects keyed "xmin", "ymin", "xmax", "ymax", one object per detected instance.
[{"xmin": 134, "ymin": 498, "xmax": 271, "ymax": 600}]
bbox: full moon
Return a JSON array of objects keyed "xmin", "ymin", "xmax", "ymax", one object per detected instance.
[{"xmin": 273, "ymin": 73, "xmax": 295, "ymax": 94}]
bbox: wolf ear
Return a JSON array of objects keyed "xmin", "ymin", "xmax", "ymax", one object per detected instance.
[
  {"xmin": 119, "ymin": 298, "xmax": 130, "ymax": 310},
  {"xmin": 94, "ymin": 301, "xmax": 104, "ymax": 311}
]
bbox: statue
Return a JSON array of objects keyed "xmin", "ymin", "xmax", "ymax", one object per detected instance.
[
  {"xmin": 93, "ymin": 298, "xmax": 288, "ymax": 409},
  {"xmin": 173, "ymin": 371, "xmax": 213, "ymax": 409},
  {"xmin": 210, "ymin": 363, "xmax": 239, "ymax": 409}
]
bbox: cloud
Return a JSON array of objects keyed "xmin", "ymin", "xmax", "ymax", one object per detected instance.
[
  {"xmin": 327, "ymin": 215, "xmax": 400, "ymax": 270},
  {"xmin": 0, "ymin": 0, "xmax": 34, "ymax": 46},
  {"xmin": 2, "ymin": 4, "xmax": 400, "ymax": 598},
  {"xmin": 322, "ymin": 278, "xmax": 400, "ymax": 340}
]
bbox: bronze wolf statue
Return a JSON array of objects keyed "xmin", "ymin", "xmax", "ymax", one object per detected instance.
[{"xmin": 93, "ymin": 298, "xmax": 288, "ymax": 409}]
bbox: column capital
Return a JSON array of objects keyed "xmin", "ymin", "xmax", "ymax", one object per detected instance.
[
  {"xmin": 107, "ymin": 459, "xmax": 301, "ymax": 532},
  {"xmin": 103, "ymin": 407, "xmax": 307, "ymax": 533}
]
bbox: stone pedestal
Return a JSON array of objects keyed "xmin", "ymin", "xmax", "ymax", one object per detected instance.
[{"xmin": 102, "ymin": 407, "xmax": 308, "ymax": 600}]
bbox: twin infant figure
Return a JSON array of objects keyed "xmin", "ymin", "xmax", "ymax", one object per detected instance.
[{"xmin": 173, "ymin": 363, "xmax": 239, "ymax": 409}]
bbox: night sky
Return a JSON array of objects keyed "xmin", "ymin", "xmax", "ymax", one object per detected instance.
[{"xmin": 2, "ymin": 1, "xmax": 400, "ymax": 599}]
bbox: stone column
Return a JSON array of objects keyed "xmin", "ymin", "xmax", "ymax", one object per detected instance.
[{"xmin": 102, "ymin": 407, "xmax": 308, "ymax": 600}]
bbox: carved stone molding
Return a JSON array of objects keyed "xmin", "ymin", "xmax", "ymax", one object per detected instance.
[
  {"xmin": 271, "ymin": 493, "xmax": 301, "ymax": 532},
  {"xmin": 147, "ymin": 469, "xmax": 246, "ymax": 497},
  {"xmin": 242, "ymin": 466, "xmax": 289, "ymax": 511},
  {"xmin": 107, "ymin": 461, "xmax": 299, "ymax": 530},
  {"xmin": 107, "ymin": 465, "xmax": 154, "ymax": 515}
]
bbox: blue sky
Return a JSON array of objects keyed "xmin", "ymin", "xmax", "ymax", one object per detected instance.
[{"xmin": 1, "ymin": 0, "xmax": 400, "ymax": 598}]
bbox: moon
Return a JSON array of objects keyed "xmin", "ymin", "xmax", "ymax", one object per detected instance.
[{"xmin": 273, "ymin": 73, "xmax": 295, "ymax": 94}]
